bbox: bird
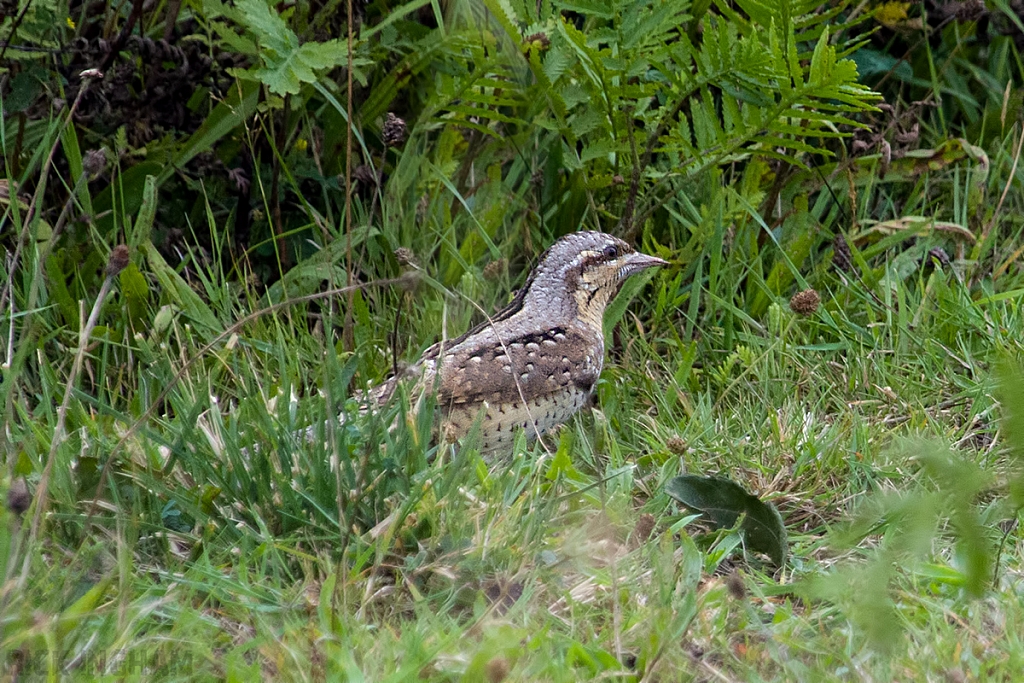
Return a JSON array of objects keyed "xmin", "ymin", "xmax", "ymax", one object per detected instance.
[{"xmin": 367, "ymin": 231, "xmax": 668, "ymax": 456}]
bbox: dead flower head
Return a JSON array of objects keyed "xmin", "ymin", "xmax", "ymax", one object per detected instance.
[
  {"xmin": 106, "ymin": 245, "xmax": 130, "ymax": 276},
  {"xmin": 382, "ymin": 113, "xmax": 407, "ymax": 147},
  {"xmin": 789, "ymin": 288, "xmax": 821, "ymax": 316}
]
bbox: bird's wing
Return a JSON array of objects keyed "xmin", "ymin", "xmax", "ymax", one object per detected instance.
[{"xmin": 436, "ymin": 327, "xmax": 601, "ymax": 407}]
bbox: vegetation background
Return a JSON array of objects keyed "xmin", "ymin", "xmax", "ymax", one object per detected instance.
[{"xmin": 3, "ymin": 0, "xmax": 1024, "ymax": 679}]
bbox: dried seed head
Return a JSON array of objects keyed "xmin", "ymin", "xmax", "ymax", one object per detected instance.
[
  {"xmin": 486, "ymin": 656, "xmax": 510, "ymax": 683},
  {"xmin": 6, "ymin": 478, "xmax": 30, "ymax": 516},
  {"xmin": 106, "ymin": 245, "xmax": 130, "ymax": 276},
  {"xmin": 82, "ymin": 148, "xmax": 108, "ymax": 177},
  {"xmin": 352, "ymin": 164, "xmax": 379, "ymax": 187},
  {"xmin": 482, "ymin": 258, "xmax": 506, "ymax": 281},
  {"xmin": 381, "ymin": 113, "xmax": 407, "ymax": 147},
  {"xmin": 393, "ymin": 247, "xmax": 418, "ymax": 268},
  {"xmin": 953, "ymin": 0, "xmax": 986, "ymax": 22},
  {"xmin": 894, "ymin": 121, "xmax": 919, "ymax": 145},
  {"xmin": 879, "ymin": 139, "xmax": 892, "ymax": 177},
  {"xmin": 666, "ymin": 436, "xmax": 688, "ymax": 455},
  {"xmin": 416, "ymin": 194, "xmax": 430, "ymax": 220},
  {"xmin": 725, "ymin": 570, "xmax": 746, "ymax": 600},
  {"xmin": 530, "ymin": 169, "xmax": 544, "ymax": 186},
  {"xmin": 632, "ymin": 513, "xmax": 656, "ymax": 545},
  {"xmin": 832, "ymin": 233, "xmax": 853, "ymax": 273},
  {"xmin": 789, "ymin": 288, "xmax": 821, "ymax": 316}
]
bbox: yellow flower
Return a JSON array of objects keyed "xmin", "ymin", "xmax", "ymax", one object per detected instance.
[
  {"xmin": 295, "ymin": 138, "xmax": 308, "ymax": 152},
  {"xmin": 875, "ymin": 2, "xmax": 910, "ymax": 29},
  {"xmin": 66, "ymin": 16, "xmax": 76, "ymax": 29}
]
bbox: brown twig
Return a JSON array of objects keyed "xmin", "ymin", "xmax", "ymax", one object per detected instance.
[
  {"xmin": 618, "ymin": 108, "xmax": 643, "ymax": 242},
  {"xmin": 341, "ymin": 0, "xmax": 357, "ymax": 354},
  {"xmin": 162, "ymin": 0, "xmax": 183, "ymax": 42},
  {"xmin": 341, "ymin": 0, "xmax": 357, "ymax": 539},
  {"xmin": 271, "ymin": 98, "xmax": 289, "ymax": 269}
]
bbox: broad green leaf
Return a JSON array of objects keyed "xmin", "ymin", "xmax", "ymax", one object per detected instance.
[
  {"xmin": 233, "ymin": 0, "xmax": 352, "ymax": 95},
  {"xmin": 666, "ymin": 474, "xmax": 788, "ymax": 566},
  {"xmin": 252, "ymin": 40, "xmax": 349, "ymax": 96}
]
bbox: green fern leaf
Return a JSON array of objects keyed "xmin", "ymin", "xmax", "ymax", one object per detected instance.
[{"xmin": 234, "ymin": 0, "xmax": 351, "ymax": 95}]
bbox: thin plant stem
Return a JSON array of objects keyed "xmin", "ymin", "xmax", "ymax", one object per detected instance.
[
  {"xmin": 343, "ymin": 0, "xmax": 356, "ymax": 348},
  {"xmin": 341, "ymin": 0, "xmax": 356, "ymax": 540}
]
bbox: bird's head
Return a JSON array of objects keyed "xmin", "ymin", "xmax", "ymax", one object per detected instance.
[{"xmin": 522, "ymin": 231, "xmax": 668, "ymax": 327}]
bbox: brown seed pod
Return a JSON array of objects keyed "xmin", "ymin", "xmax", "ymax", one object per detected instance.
[
  {"xmin": 106, "ymin": 245, "xmax": 130, "ymax": 276},
  {"xmin": 82, "ymin": 148, "xmax": 108, "ymax": 177},
  {"xmin": 393, "ymin": 247, "xmax": 418, "ymax": 268},
  {"xmin": 381, "ymin": 112, "xmax": 407, "ymax": 147},
  {"xmin": 486, "ymin": 656, "xmax": 510, "ymax": 683},
  {"xmin": 789, "ymin": 288, "xmax": 821, "ymax": 316},
  {"xmin": 6, "ymin": 478, "xmax": 31, "ymax": 516},
  {"xmin": 832, "ymin": 234, "xmax": 853, "ymax": 273},
  {"xmin": 482, "ymin": 259, "xmax": 506, "ymax": 281},
  {"xmin": 667, "ymin": 436, "xmax": 688, "ymax": 455},
  {"xmin": 632, "ymin": 513, "xmax": 656, "ymax": 545},
  {"xmin": 725, "ymin": 570, "xmax": 746, "ymax": 600}
]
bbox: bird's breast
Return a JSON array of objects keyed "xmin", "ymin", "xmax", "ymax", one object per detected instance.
[{"xmin": 434, "ymin": 323, "xmax": 604, "ymax": 454}]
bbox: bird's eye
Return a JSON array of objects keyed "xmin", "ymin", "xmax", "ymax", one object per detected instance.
[{"xmin": 602, "ymin": 245, "xmax": 619, "ymax": 259}]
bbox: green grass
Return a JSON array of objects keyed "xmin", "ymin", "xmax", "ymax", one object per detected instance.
[{"xmin": 4, "ymin": 192, "xmax": 1024, "ymax": 680}]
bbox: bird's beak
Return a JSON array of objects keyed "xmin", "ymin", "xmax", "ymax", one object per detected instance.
[{"xmin": 618, "ymin": 251, "xmax": 669, "ymax": 280}]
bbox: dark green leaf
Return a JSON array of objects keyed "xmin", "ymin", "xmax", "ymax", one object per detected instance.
[{"xmin": 665, "ymin": 474, "xmax": 788, "ymax": 566}]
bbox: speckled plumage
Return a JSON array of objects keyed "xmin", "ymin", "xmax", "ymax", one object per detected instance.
[{"xmin": 373, "ymin": 231, "xmax": 667, "ymax": 455}]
